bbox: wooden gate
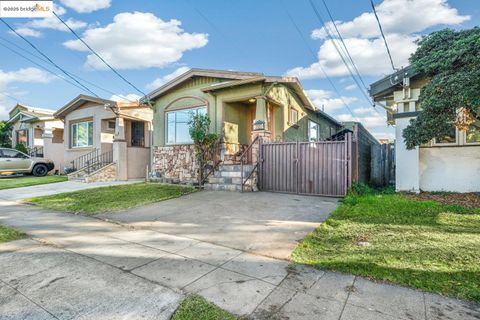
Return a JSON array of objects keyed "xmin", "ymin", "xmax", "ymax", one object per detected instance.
[{"xmin": 258, "ymin": 133, "xmax": 355, "ymax": 197}]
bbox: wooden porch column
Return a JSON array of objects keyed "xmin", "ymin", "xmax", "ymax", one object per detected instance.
[
  {"xmin": 251, "ymin": 96, "xmax": 271, "ymax": 143},
  {"xmin": 113, "ymin": 117, "xmax": 128, "ymax": 180}
]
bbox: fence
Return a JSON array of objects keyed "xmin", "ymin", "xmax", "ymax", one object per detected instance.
[{"xmin": 258, "ymin": 132, "xmax": 356, "ymax": 197}]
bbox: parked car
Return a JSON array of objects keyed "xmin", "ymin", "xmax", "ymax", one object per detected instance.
[{"xmin": 0, "ymin": 148, "xmax": 54, "ymax": 176}]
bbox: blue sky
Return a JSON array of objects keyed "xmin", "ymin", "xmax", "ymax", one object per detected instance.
[{"xmin": 0, "ymin": 0, "xmax": 478, "ymax": 139}]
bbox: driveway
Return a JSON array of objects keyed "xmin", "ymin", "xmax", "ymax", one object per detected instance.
[
  {"xmin": 0, "ymin": 195, "xmax": 479, "ymax": 319},
  {"xmin": 98, "ymin": 191, "xmax": 338, "ymax": 259}
]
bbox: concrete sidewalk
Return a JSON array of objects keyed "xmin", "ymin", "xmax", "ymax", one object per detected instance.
[
  {"xmin": 0, "ymin": 179, "xmax": 142, "ymax": 201},
  {"xmin": 0, "ymin": 202, "xmax": 479, "ymax": 319}
]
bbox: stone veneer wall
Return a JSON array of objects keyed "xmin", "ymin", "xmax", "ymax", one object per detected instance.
[
  {"xmin": 152, "ymin": 145, "xmax": 198, "ymax": 184},
  {"xmin": 84, "ymin": 163, "xmax": 117, "ymax": 183}
]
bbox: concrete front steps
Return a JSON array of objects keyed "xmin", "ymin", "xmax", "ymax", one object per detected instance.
[
  {"xmin": 67, "ymin": 163, "xmax": 117, "ymax": 183},
  {"xmin": 204, "ymin": 164, "xmax": 256, "ymax": 192}
]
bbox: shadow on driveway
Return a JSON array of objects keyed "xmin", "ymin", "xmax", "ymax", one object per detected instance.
[{"xmin": 98, "ymin": 191, "xmax": 339, "ymax": 260}]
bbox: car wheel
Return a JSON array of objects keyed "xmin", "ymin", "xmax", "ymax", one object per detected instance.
[{"xmin": 32, "ymin": 164, "xmax": 48, "ymax": 177}]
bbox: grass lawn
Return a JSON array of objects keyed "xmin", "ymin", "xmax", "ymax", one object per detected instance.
[
  {"xmin": 292, "ymin": 187, "xmax": 480, "ymax": 302},
  {"xmin": 0, "ymin": 225, "xmax": 25, "ymax": 243},
  {"xmin": 24, "ymin": 183, "xmax": 195, "ymax": 215},
  {"xmin": 0, "ymin": 175, "xmax": 67, "ymax": 190},
  {"xmin": 172, "ymin": 295, "xmax": 237, "ymax": 320}
]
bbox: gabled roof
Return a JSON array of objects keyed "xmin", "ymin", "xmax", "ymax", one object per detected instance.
[
  {"xmin": 7, "ymin": 104, "xmax": 56, "ymax": 124},
  {"xmin": 54, "ymin": 95, "xmax": 116, "ymax": 118},
  {"xmin": 145, "ymin": 68, "xmax": 321, "ymax": 112},
  {"xmin": 145, "ymin": 68, "xmax": 264, "ymax": 101}
]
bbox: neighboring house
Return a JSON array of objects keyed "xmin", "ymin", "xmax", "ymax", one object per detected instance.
[
  {"xmin": 370, "ymin": 66, "xmax": 480, "ymax": 192},
  {"xmin": 7, "ymin": 104, "xmax": 65, "ymax": 172},
  {"xmin": 54, "ymin": 95, "xmax": 153, "ymax": 182},
  {"xmin": 144, "ymin": 68, "xmax": 343, "ymax": 185}
]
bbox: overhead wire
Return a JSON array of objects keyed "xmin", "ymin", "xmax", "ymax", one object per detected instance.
[
  {"xmin": 0, "ymin": 36, "xmax": 136, "ymax": 102},
  {"xmin": 308, "ymin": 0, "xmax": 377, "ymax": 112},
  {"xmin": 281, "ymin": 0, "xmax": 358, "ymax": 121},
  {"xmin": 370, "ymin": 0, "xmax": 396, "ymax": 71},
  {"xmin": 53, "ymin": 11, "xmax": 147, "ymax": 98},
  {"xmin": 0, "ymin": 18, "xmax": 100, "ymax": 98}
]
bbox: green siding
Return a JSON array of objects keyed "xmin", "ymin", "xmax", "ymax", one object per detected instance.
[{"xmin": 151, "ymin": 76, "xmax": 341, "ymax": 146}]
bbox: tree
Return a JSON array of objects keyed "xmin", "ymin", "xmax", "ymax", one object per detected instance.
[
  {"xmin": 403, "ymin": 28, "xmax": 480, "ymax": 149},
  {"xmin": 15, "ymin": 142, "xmax": 28, "ymax": 154},
  {"xmin": 0, "ymin": 120, "xmax": 12, "ymax": 147},
  {"xmin": 188, "ymin": 113, "xmax": 219, "ymax": 186}
]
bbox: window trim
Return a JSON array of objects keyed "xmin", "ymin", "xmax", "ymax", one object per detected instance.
[
  {"xmin": 308, "ymin": 120, "xmax": 320, "ymax": 142},
  {"xmin": 465, "ymin": 120, "xmax": 480, "ymax": 145},
  {"xmin": 289, "ymin": 107, "xmax": 299, "ymax": 126},
  {"xmin": 71, "ymin": 120, "xmax": 94, "ymax": 148},
  {"xmin": 164, "ymin": 106, "xmax": 207, "ymax": 145},
  {"xmin": 432, "ymin": 127, "xmax": 458, "ymax": 147}
]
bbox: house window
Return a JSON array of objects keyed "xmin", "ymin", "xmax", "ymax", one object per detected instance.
[
  {"xmin": 289, "ymin": 108, "xmax": 299, "ymax": 125},
  {"xmin": 308, "ymin": 120, "xmax": 320, "ymax": 142},
  {"xmin": 466, "ymin": 119, "xmax": 480, "ymax": 144},
  {"xmin": 16, "ymin": 129, "xmax": 28, "ymax": 146},
  {"xmin": 131, "ymin": 121, "xmax": 145, "ymax": 147},
  {"xmin": 71, "ymin": 121, "xmax": 93, "ymax": 148},
  {"xmin": 433, "ymin": 126, "xmax": 457, "ymax": 145},
  {"xmin": 108, "ymin": 120, "xmax": 116, "ymax": 130},
  {"xmin": 166, "ymin": 106, "xmax": 207, "ymax": 144}
]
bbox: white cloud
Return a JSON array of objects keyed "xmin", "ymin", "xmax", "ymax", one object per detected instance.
[
  {"xmin": 287, "ymin": 34, "xmax": 418, "ymax": 78},
  {"xmin": 59, "ymin": 0, "xmax": 111, "ymax": 13},
  {"xmin": 64, "ymin": 12, "xmax": 208, "ymax": 70},
  {"xmin": 344, "ymin": 84, "xmax": 357, "ymax": 91},
  {"xmin": 147, "ymin": 66, "xmax": 190, "ymax": 91},
  {"xmin": 109, "ymin": 94, "xmax": 142, "ymax": 102},
  {"xmin": 337, "ymin": 113, "xmax": 387, "ymax": 129},
  {"xmin": 306, "ymin": 89, "xmax": 357, "ymax": 114},
  {"xmin": 0, "ymin": 68, "xmax": 55, "ymax": 119},
  {"xmin": 11, "ymin": 28, "xmax": 42, "ymax": 38},
  {"xmin": 13, "ymin": 5, "xmax": 86, "ymax": 37},
  {"xmin": 287, "ymin": 0, "xmax": 469, "ymax": 79},
  {"xmin": 311, "ymin": 0, "xmax": 469, "ymax": 40},
  {"xmin": 353, "ymin": 107, "xmax": 377, "ymax": 115},
  {"xmin": 0, "ymin": 68, "xmax": 54, "ymax": 86}
]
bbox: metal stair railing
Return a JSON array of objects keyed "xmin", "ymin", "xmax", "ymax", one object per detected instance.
[
  {"xmin": 84, "ymin": 150, "xmax": 113, "ymax": 175},
  {"xmin": 239, "ymin": 135, "xmax": 262, "ymax": 192}
]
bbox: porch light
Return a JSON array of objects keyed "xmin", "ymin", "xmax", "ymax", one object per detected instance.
[{"xmin": 248, "ymin": 98, "xmax": 256, "ymax": 104}]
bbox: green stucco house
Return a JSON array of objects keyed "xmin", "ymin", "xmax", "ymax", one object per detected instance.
[{"xmin": 145, "ymin": 68, "xmax": 342, "ymax": 185}]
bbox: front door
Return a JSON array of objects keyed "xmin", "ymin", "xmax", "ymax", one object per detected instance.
[{"xmin": 131, "ymin": 121, "xmax": 145, "ymax": 147}]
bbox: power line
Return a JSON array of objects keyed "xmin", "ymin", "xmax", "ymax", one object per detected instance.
[
  {"xmin": 0, "ymin": 40, "xmax": 94, "ymax": 93},
  {"xmin": 320, "ymin": 0, "xmax": 369, "ymax": 91},
  {"xmin": 53, "ymin": 11, "xmax": 147, "ymax": 98},
  {"xmin": 370, "ymin": 0, "xmax": 396, "ymax": 71},
  {"xmin": 308, "ymin": 0, "xmax": 375, "ymax": 111},
  {"xmin": 0, "ymin": 36, "xmax": 137, "ymax": 102},
  {"xmin": 281, "ymin": 0, "xmax": 358, "ymax": 121},
  {"xmin": 0, "ymin": 18, "xmax": 99, "ymax": 97},
  {"xmin": 319, "ymin": 0, "xmax": 380, "ymax": 115}
]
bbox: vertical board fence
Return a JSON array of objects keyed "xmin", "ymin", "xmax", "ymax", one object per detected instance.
[{"xmin": 258, "ymin": 133, "xmax": 356, "ymax": 197}]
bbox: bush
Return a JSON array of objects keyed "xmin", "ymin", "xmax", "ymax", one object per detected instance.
[{"xmin": 15, "ymin": 143, "xmax": 28, "ymax": 154}]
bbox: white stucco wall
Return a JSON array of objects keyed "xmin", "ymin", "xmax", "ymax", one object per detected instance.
[
  {"xmin": 419, "ymin": 146, "xmax": 480, "ymax": 192},
  {"xmin": 63, "ymin": 104, "xmax": 116, "ymax": 166},
  {"xmin": 395, "ymin": 117, "xmax": 420, "ymax": 192}
]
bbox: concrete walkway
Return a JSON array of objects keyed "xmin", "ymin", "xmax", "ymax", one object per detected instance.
[
  {"xmin": 0, "ymin": 202, "xmax": 479, "ymax": 319},
  {"xmin": 0, "ymin": 179, "xmax": 142, "ymax": 201}
]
